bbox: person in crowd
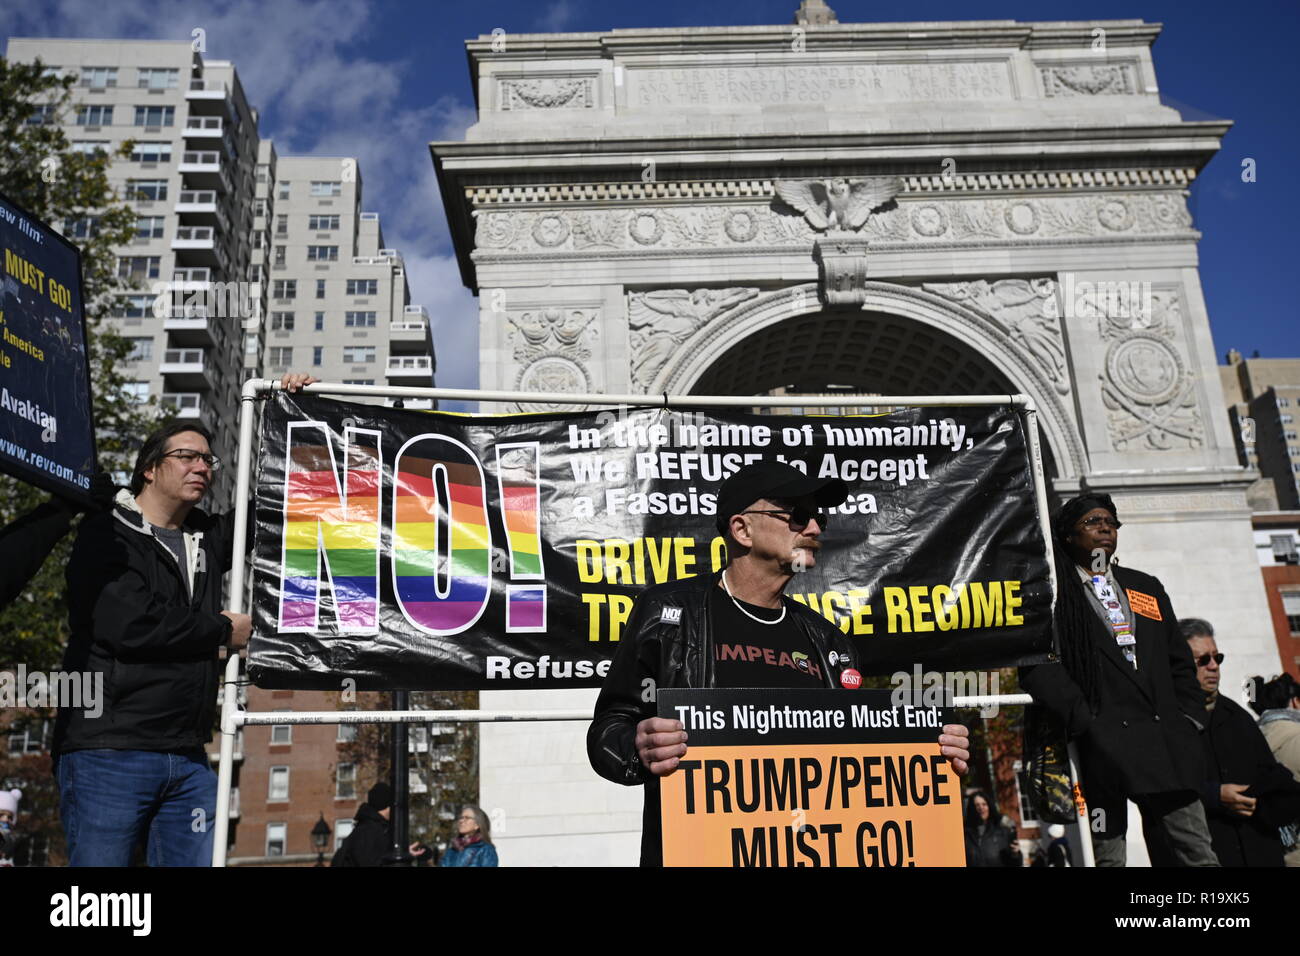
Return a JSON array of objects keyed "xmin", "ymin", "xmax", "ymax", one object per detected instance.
[
  {"xmin": 1020, "ymin": 493, "xmax": 1217, "ymax": 866},
  {"xmin": 963, "ymin": 789, "xmax": 1022, "ymax": 867},
  {"xmin": 1248, "ymin": 672, "xmax": 1300, "ymax": 865},
  {"xmin": 440, "ymin": 805, "xmax": 498, "ymax": 867},
  {"xmin": 331, "ymin": 782, "xmax": 395, "ymax": 867},
  {"xmin": 1183, "ymin": 620, "xmax": 1300, "ymax": 867},
  {"xmin": 0, "ymin": 788, "xmax": 20, "ymax": 867},
  {"xmin": 0, "ymin": 472, "xmax": 116, "ymax": 610},
  {"xmin": 1044, "ymin": 823, "xmax": 1073, "ymax": 867},
  {"xmin": 53, "ymin": 373, "xmax": 316, "ymax": 866},
  {"xmin": 587, "ymin": 460, "xmax": 970, "ymax": 866}
]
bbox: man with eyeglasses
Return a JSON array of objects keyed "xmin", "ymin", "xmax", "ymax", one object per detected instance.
[
  {"xmin": 53, "ymin": 373, "xmax": 315, "ymax": 865},
  {"xmin": 1181, "ymin": 618, "xmax": 1300, "ymax": 866},
  {"xmin": 1021, "ymin": 493, "xmax": 1218, "ymax": 865},
  {"xmin": 588, "ymin": 460, "xmax": 971, "ymax": 866}
]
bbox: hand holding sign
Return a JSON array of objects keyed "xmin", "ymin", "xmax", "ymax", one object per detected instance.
[
  {"xmin": 636, "ymin": 716, "xmax": 688, "ymax": 776},
  {"xmin": 939, "ymin": 723, "xmax": 971, "ymax": 774}
]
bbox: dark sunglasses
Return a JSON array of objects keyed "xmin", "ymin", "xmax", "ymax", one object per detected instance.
[
  {"xmin": 742, "ymin": 507, "xmax": 830, "ymax": 532},
  {"xmin": 1195, "ymin": 652, "xmax": 1225, "ymax": 667}
]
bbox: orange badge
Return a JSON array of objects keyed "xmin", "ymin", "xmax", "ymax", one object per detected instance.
[{"xmin": 1126, "ymin": 589, "xmax": 1162, "ymax": 621}]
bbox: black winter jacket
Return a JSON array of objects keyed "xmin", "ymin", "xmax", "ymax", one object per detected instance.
[
  {"xmin": 1020, "ymin": 564, "xmax": 1206, "ymax": 799},
  {"xmin": 53, "ymin": 491, "xmax": 239, "ymax": 756},
  {"xmin": 587, "ymin": 571, "xmax": 861, "ymax": 866},
  {"xmin": 330, "ymin": 803, "xmax": 391, "ymax": 867},
  {"xmin": 0, "ymin": 500, "xmax": 75, "ymax": 610}
]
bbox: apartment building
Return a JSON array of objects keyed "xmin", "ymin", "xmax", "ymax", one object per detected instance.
[
  {"xmin": 263, "ymin": 156, "xmax": 435, "ymax": 409},
  {"xmin": 1222, "ymin": 350, "xmax": 1300, "ymax": 510},
  {"xmin": 7, "ymin": 38, "xmax": 264, "ymax": 506}
]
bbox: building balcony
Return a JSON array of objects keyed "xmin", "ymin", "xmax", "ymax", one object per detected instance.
[
  {"xmin": 159, "ymin": 348, "xmax": 213, "ymax": 390},
  {"xmin": 164, "ymin": 308, "xmax": 220, "ymax": 347},
  {"xmin": 160, "ymin": 392, "xmax": 210, "ymax": 424},
  {"xmin": 389, "ymin": 319, "xmax": 428, "ymax": 354},
  {"xmin": 183, "ymin": 115, "xmax": 224, "ymax": 138},
  {"xmin": 175, "ymin": 190, "xmax": 230, "ymax": 232},
  {"xmin": 385, "ymin": 355, "xmax": 434, "ymax": 385},
  {"xmin": 170, "ymin": 267, "xmax": 213, "ymax": 289},
  {"xmin": 178, "ymin": 150, "xmax": 232, "ymax": 192},
  {"xmin": 185, "ymin": 78, "xmax": 230, "ymax": 115},
  {"xmin": 384, "ymin": 397, "xmax": 435, "ymax": 410},
  {"xmin": 172, "ymin": 226, "xmax": 227, "ymax": 270}
]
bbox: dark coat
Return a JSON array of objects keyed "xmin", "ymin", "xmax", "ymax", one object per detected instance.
[
  {"xmin": 1021, "ymin": 565, "xmax": 1206, "ymax": 800},
  {"xmin": 53, "ymin": 493, "xmax": 238, "ymax": 755},
  {"xmin": 1199, "ymin": 694, "xmax": 1300, "ymax": 867},
  {"xmin": 330, "ymin": 803, "xmax": 391, "ymax": 867},
  {"xmin": 0, "ymin": 500, "xmax": 74, "ymax": 610},
  {"xmin": 964, "ymin": 818, "xmax": 1022, "ymax": 867}
]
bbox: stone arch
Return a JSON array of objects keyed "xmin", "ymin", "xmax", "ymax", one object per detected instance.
[{"xmin": 653, "ymin": 281, "xmax": 1086, "ymax": 480}]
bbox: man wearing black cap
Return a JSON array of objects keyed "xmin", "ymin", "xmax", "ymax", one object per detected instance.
[
  {"xmin": 331, "ymin": 782, "xmax": 394, "ymax": 867},
  {"xmin": 587, "ymin": 460, "xmax": 971, "ymax": 866},
  {"xmin": 1021, "ymin": 493, "xmax": 1217, "ymax": 866}
]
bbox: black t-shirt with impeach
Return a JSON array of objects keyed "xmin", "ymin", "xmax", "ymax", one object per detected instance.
[{"xmin": 711, "ymin": 588, "xmax": 826, "ymax": 688}]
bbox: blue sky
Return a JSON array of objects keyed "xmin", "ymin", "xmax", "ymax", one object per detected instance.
[{"xmin": 5, "ymin": 0, "xmax": 1297, "ymax": 400}]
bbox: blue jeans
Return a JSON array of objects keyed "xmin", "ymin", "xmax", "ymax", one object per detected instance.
[{"xmin": 57, "ymin": 749, "xmax": 217, "ymax": 867}]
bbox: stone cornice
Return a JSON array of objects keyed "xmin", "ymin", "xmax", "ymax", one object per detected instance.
[
  {"xmin": 464, "ymin": 21, "xmax": 1161, "ymax": 61},
  {"xmin": 462, "ymin": 167, "xmax": 1196, "ymax": 206}
]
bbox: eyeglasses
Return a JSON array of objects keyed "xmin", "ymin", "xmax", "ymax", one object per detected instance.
[
  {"xmin": 162, "ymin": 449, "xmax": 220, "ymax": 471},
  {"xmin": 1076, "ymin": 516, "xmax": 1122, "ymax": 531},
  {"xmin": 742, "ymin": 507, "xmax": 830, "ymax": 532},
  {"xmin": 457, "ymin": 814, "xmax": 477, "ymax": 822},
  {"xmin": 1195, "ymin": 652, "xmax": 1225, "ymax": 668}
]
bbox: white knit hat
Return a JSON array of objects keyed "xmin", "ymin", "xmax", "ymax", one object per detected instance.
[{"xmin": 0, "ymin": 789, "xmax": 21, "ymax": 816}]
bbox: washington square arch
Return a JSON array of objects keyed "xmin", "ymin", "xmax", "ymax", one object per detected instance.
[{"xmin": 429, "ymin": 4, "xmax": 1280, "ymax": 865}]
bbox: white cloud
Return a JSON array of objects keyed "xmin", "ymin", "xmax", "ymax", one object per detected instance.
[{"xmin": 535, "ymin": 0, "xmax": 581, "ymax": 33}]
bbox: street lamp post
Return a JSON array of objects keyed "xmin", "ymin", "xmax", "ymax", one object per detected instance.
[{"xmin": 311, "ymin": 813, "xmax": 331, "ymax": 867}]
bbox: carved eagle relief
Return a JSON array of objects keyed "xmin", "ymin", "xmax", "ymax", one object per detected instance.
[{"xmin": 774, "ymin": 177, "xmax": 902, "ymax": 232}]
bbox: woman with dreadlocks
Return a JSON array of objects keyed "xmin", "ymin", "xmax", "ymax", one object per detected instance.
[{"xmin": 1020, "ymin": 493, "xmax": 1219, "ymax": 866}]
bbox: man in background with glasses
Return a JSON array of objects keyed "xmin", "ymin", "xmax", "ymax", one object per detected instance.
[
  {"xmin": 1022, "ymin": 492, "xmax": 1218, "ymax": 865},
  {"xmin": 1181, "ymin": 618, "xmax": 1300, "ymax": 866},
  {"xmin": 53, "ymin": 374, "xmax": 314, "ymax": 865},
  {"xmin": 588, "ymin": 459, "xmax": 971, "ymax": 866}
]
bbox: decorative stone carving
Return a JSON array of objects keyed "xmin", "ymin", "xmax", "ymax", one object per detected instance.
[
  {"xmin": 1040, "ymin": 64, "xmax": 1136, "ymax": 97},
  {"xmin": 921, "ymin": 279, "xmax": 1070, "ymax": 394},
  {"xmin": 499, "ymin": 77, "xmax": 595, "ymax": 110},
  {"xmin": 814, "ymin": 235, "xmax": 872, "ymax": 308},
  {"xmin": 471, "ymin": 192, "xmax": 1195, "ymax": 254},
  {"xmin": 627, "ymin": 288, "xmax": 759, "ymax": 390},
  {"xmin": 505, "ymin": 307, "xmax": 600, "ymax": 411},
  {"xmin": 1090, "ymin": 289, "xmax": 1204, "ymax": 450},
  {"xmin": 773, "ymin": 177, "xmax": 902, "ymax": 233}
]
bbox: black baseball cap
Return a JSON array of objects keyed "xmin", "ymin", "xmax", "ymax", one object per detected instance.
[{"xmin": 715, "ymin": 460, "xmax": 848, "ymax": 534}]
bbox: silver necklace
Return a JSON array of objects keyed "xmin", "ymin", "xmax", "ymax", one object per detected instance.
[{"xmin": 721, "ymin": 569, "xmax": 786, "ymax": 625}]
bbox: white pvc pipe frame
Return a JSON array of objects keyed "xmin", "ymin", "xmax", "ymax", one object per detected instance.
[{"xmin": 213, "ymin": 380, "xmax": 1092, "ymax": 866}]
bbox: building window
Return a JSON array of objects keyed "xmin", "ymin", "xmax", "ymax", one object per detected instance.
[
  {"xmin": 346, "ymin": 279, "xmax": 378, "ymax": 296},
  {"xmin": 117, "ymin": 256, "xmax": 160, "ymax": 281},
  {"xmin": 80, "ymin": 67, "xmax": 118, "ymax": 89},
  {"xmin": 130, "ymin": 142, "xmax": 172, "ymax": 163},
  {"xmin": 337, "ymin": 722, "xmax": 357, "ymax": 743},
  {"xmin": 133, "ymin": 105, "xmax": 174, "ymax": 127},
  {"xmin": 125, "ymin": 337, "xmax": 153, "ymax": 361},
  {"xmin": 70, "ymin": 140, "xmax": 109, "ymax": 155},
  {"xmin": 121, "ymin": 382, "xmax": 150, "ymax": 404},
  {"xmin": 270, "ymin": 312, "xmax": 295, "ymax": 331},
  {"xmin": 273, "ymin": 245, "xmax": 286, "ymax": 267},
  {"xmin": 75, "ymin": 104, "xmax": 113, "ymax": 126},
  {"xmin": 25, "ymin": 104, "xmax": 58, "ymax": 126},
  {"xmin": 274, "ymin": 214, "xmax": 287, "ymax": 236},
  {"xmin": 112, "ymin": 294, "xmax": 155, "ymax": 318},
  {"xmin": 314, "ymin": 312, "xmax": 325, "ymax": 332},
  {"xmin": 271, "ymin": 712, "xmax": 292, "ymax": 745},
  {"xmin": 336, "ymin": 763, "xmax": 356, "ymax": 800},
  {"xmin": 127, "ymin": 179, "xmax": 168, "ymax": 201},
  {"xmin": 343, "ymin": 346, "xmax": 376, "ymax": 364},
  {"xmin": 268, "ymin": 347, "xmax": 293, "ymax": 367},
  {"xmin": 265, "ymin": 823, "xmax": 286, "ymax": 857},
  {"xmin": 342, "ymin": 379, "xmax": 376, "ymax": 385},
  {"xmin": 6, "ymin": 720, "xmax": 50, "ymax": 755},
  {"xmin": 310, "ymin": 181, "xmax": 342, "ymax": 197},
  {"xmin": 1283, "ymin": 590, "xmax": 1300, "ymax": 635},
  {"xmin": 1280, "ymin": 398, "xmax": 1291, "ymax": 408},
  {"xmin": 1283, "ymin": 415, "xmax": 1295, "ymax": 424},
  {"xmin": 272, "ymin": 280, "xmax": 297, "ymax": 299},
  {"xmin": 244, "ymin": 332, "xmax": 260, "ymax": 356},
  {"xmin": 316, "ymin": 279, "xmax": 326, "ymax": 299},
  {"xmin": 307, "ymin": 245, "xmax": 338, "ymax": 261},
  {"xmin": 65, "ymin": 216, "xmax": 100, "ymax": 239},
  {"xmin": 344, "ymin": 311, "xmax": 376, "ymax": 328},
  {"xmin": 278, "ymin": 181, "xmax": 291, "ymax": 200},
  {"xmin": 137, "ymin": 67, "xmax": 179, "ymax": 89},
  {"xmin": 312, "ymin": 346, "xmax": 323, "ymax": 366},
  {"xmin": 1013, "ymin": 760, "xmax": 1038, "ymax": 827},
  {"xmin": 268, "ymin": 766, "xmax": 290, "ymax": 801},
  {"xmin": 135, "ymin": 216, "xmax": 165, "ymax": 239},
  {"xmin": 334, "ymin": 818, "xmax": 354, "ymax": 850},
  {"xmin": 309, "ymin": 214, "xmax": 340, "ymax": 230}
]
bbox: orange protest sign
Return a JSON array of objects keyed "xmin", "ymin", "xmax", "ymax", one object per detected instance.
[
  {"xmin": 658, "ymin": 689, "xmax": 966, "ymax": 867},
  {"xmin": 1126, "ymin": 589, "xmax": 1162, "ymax": 621}
]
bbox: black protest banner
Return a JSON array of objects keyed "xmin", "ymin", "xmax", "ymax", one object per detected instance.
[
  {"xmin": 0, "ymin": 192, "xmax": 95, "ymax": 504},
  {"xmin": 658, "ymin": 688, "xmax": 965, "ymax": 867},
  {"xmin": 248, "ymin": 392, "xmax": 1051, "ymax": 690}
]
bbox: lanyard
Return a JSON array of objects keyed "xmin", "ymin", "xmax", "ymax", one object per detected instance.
[{"xmin": 1089, "ymin": 573, "xmax": 1136, "ymax": 668}]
